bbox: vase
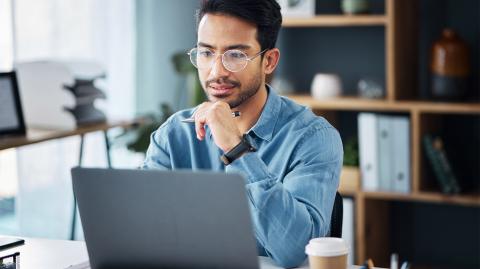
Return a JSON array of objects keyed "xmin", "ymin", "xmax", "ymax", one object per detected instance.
[
  {"xmin": 430, "ymin": 28, "xmax": 470, "ymax": 100},
  {"xmin": 341, "ymin": 0, "xmax": 369, "ymax": 14},
  {"xmin": 311, "ymin": 73, "xmax": 343, "ymax": 99}
]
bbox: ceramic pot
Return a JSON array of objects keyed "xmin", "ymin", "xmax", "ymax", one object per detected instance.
[
  {"xmin": 341, "ymin": 0, "xmax": 369, "ymax": 14},
  {"xmin": 430, "ymin": 28, "xmax": 470, "ymax": 100},
  {"xmin": 311, "ymin": 73, "xmax": 342, "ymax": 99}
]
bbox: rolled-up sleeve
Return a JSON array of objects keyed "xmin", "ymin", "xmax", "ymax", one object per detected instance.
[{"xmin": 142, "ymin": 127, "xmax": 172, "ymax": 170}]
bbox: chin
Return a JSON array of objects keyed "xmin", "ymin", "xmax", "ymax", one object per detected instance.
[{"xmin": 209, "ymin": 93, "xmax": 234, "ymax": 102}]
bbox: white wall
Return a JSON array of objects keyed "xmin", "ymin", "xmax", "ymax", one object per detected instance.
[
  {"xmin": 0, "ymin": 0, "xmax": 14, "ymax": 71},
  {"xmin": 135, "ymin": 0, "xmax": 199, "ymax": 114}
]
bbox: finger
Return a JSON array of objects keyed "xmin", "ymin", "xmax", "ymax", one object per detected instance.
[
  {"xmin": 194, "ymin": 103, "xmax": 210, "ymax": 140},
  {"xmin": 194, "ymin": 113, "xmax": 205, "ymax": 140}
]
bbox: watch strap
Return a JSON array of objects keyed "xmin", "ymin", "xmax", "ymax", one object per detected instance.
[{"xmin": 220, "ymin": 134, "xmax": 256, "ymax": 165}]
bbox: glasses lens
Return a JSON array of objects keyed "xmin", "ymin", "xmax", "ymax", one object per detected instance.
[
  {"xmin": 223, "ymin": 50, "xmax": 248, "ymax": 72},
  {"xmin": 190, "ymin": 48, "xmax": 215, "ymax": 69}
]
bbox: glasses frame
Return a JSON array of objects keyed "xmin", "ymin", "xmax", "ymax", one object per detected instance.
[{"xmin": 187, "ymin": 47, "xmax": 268, "ymax": 73}]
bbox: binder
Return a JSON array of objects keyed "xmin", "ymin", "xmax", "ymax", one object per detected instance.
[
  {"xmin": 342, "ymin": 197, "xmax": 355, "ymax": 265},
  {"xmin": 358, "ymin": 113, "xmax": 379, "ymax": 191},
  {"xmin": 377, "ymin": 115, "xmax": 393, "ymax": 191},
  {"xmin": 391, "ymin": 116, "xmax": 410, "ymax": 193}
]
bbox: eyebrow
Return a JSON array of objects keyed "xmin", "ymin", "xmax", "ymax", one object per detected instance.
[{"xmin": 197, "ymin": 42, "xmax": 252, "ymax": 51}]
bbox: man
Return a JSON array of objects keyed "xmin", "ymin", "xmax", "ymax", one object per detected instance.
[{"xmin": 143, "ymin": 0, "xmax": 343, "ymax": 267}]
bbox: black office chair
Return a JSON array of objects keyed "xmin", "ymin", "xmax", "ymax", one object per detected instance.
[{"xmin": 329, "ymin": 191, "xmax": 343, "ymax": 238}]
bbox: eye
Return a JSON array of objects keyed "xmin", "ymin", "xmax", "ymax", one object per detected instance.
[
  {"xmin": 198, "ymin": 49, "xmax": 214, "ymax": 58},
  {"xmin": 227, "ymin": 50, "xmax": 245, "ymax": 59}
]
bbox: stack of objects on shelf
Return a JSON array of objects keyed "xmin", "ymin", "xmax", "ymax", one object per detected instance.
[
  {"xmin": 358, "ymin": 113, "xmax": 410, "ymax": 193},
  {"xmin": 63, "ymin": 68, "xmax": 107, "ymax": 126},
  {"xmin": 16, "ymin": 61, "xmax": 107, "ymax": 129}
]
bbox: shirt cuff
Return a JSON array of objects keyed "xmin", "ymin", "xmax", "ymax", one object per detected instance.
[{"xmin": 225, "ymin": 152, "xmax": 273, "ymax": 184}]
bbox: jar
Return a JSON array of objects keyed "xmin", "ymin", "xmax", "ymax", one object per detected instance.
[{"xmin": 430, "ymin": 28, "xmax": 470, "ymax": 100}]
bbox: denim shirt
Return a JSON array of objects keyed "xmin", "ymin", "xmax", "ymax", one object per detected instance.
[{"xmin": 142, "ymin": 86, "xmax": 343, "ymax": 268}]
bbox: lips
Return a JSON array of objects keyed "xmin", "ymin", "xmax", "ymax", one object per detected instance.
[{"xmin": 208, "ymin": 83, "xmax": 236, "ymax": 96}]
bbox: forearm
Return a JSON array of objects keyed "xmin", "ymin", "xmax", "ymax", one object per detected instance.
[
  {"xmin": 226, "ymin": 152, "xmax": 340, "ymax": 268},
  {"xmin": 249, "ymin": 180, "xmax": 327, "ymax": 268},
  {"xmin": 141, "ymin": 130, "xmax": 172, "ymax": 170}
]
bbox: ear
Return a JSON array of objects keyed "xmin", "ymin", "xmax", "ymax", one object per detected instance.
[{"xmin": 263, "ymin": 48, "xmax": 280, "ymax": 75}]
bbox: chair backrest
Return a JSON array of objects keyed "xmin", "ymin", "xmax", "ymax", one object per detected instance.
[{"xmin": 329, "ymin": 191, "xmax": 343, "ymax": 238}]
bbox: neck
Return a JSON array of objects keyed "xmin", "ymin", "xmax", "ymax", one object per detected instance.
[{"xmin": 234, "ymin": 84, "xmax": 268, "ymax": 134}]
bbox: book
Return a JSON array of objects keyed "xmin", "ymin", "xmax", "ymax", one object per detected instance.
[
  {"xmin": 432, "ymin": 136, "xmax": 461, "ymax": 194},
  {"xmin": 358, "ymin": 113, "xmax": 379, "ymax": 191},
  {"xmin": 423, "ymin": 135, "xmax": 461, "ymax": 194}
]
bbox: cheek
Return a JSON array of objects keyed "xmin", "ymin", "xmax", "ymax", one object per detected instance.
[
  {"xmin": 198, "ymin": 70, "xmax": 209, "ymax": 84},
  {"xmin": 242, "ymin": 65, "xmax": 262, "ymax": 82}
]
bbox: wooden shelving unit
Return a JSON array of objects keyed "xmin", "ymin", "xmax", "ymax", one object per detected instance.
[
  {"xmin": 362, "ymin": 190, "xmax": 480, "ymax": 207},
  {"xmin": 287, "ymin": 95, "xmax": 480, "ymax": 114},
  {"xmin": 280, "ymin": 0, "xmax": 480, "ymax": 267},
  {"xmin": 282, "ymin": 15, "xmax": 387, "ymax": 27}
]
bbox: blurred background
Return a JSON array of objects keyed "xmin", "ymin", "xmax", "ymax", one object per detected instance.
[
  {"xmin": 0, "ymin": 0, "xmax": 200, "ymax": 238},
  {"xmin": 0, "ymin": 0, "xmax": 478, "ymax": 268}
]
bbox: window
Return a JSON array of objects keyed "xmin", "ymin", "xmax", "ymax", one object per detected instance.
[
  {"xmin": 0, "ymin": 0, "xmax": 13, "ymax": 71},
  {"xmin": 0, "ymin": 0, "xmax": 139, "ymax": 239}
]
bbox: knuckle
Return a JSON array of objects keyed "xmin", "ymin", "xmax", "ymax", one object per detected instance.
[
  {"xmin": 220, "ymin": 101, "xmax": 229, "ymax": 108},
  {"xmin": 206, "ymin": 109, "xmax": 216, "ymax": 119},
  {"xmin": 212, "ymin": 102, "xmax": 222, "ymax": 109}
]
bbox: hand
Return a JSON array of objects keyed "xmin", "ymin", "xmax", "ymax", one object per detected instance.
[{"xmin": 194, "ymin": 101, "xmax": 242, "ymax": 152}]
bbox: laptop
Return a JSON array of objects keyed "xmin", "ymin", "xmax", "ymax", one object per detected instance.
[{"xmin": 71, "ymin": 167, "xmax": 260, "ymax": 269}]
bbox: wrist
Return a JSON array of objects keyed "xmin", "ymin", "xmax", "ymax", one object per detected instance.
[
  {"xmin": 220, "ymin": 134, "xmax": 256, "ymax": 165},
  {"xmin": 224, "ymin": 135, "xmax": 243, "ymax": 153}
]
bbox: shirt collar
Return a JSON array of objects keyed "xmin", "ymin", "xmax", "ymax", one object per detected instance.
[
  {"xmin": 207, "ymin": 84, "xmax": 281, "ymax": 142},
  {"xmin": 247, "ymin": 84, "xmax": 281, "ymax": 142}
]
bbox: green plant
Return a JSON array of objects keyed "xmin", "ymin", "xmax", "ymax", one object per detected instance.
[
  {"xmin": 113, "ymin": 103, "xmax": 174, "ymax": 154},
  {"xmin": 172, "ymin": 51, "xmax": 205, "ymax": 106},
  {"xmin": 343, "ymin": 136, "xmax": 359, "ymax": 166}
]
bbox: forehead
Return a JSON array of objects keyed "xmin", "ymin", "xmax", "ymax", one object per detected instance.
[{"xmin": 197, "ymin": 14, "xmax": 259, "ymax": 49}]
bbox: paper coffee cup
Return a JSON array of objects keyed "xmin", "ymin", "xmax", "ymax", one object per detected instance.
[{"xmin": 305, "ymin": 237, "xmax": 349, "ymax": 269}]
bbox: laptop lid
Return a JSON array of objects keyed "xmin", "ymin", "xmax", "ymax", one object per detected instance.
[{"xmin": 71, "ymin": 167, "xmax": 259, "ymax": 269}]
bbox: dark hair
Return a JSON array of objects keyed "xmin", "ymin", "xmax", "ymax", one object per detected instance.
[{"xmin": 196, "ymin": 0, "xmax": 282, "ymax": 51}]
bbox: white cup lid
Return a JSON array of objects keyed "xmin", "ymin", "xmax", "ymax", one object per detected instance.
[{"xmin": 305, "ymin": 237, "xmax": 349, "ymax": 257}]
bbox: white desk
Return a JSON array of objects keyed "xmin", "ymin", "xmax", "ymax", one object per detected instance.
[{"xmin": 0, "ymin": 237, "xmax": 381, "ymax": 269}]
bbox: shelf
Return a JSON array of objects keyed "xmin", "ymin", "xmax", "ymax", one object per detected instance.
[
  {"xmin": 287, "ymin": 95, "xmax": 480, "ymax": 114},
  {"xmin": 282, "ymin": 15, "xmax": 388, "ymax": 27},
  {"xmin": 339, "ymin": 189, "xmax": 358, "ymax": 197},
  {"xmin": 408, "ymin": 101, "xmax": 480, "ymax": 114},
  {"xmin": 287, "ymin": 95, "xmax": 410, "ymax": 112},
  {"xmin": 362, "ymin": 191, "xmax": 480, "ymax": 207},
  {"xmin": 0, "ymin": 119, "xmax": 142, "ymax": 150}
]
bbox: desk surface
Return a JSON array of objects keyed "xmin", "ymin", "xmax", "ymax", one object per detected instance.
[
  {"xmin": 0, "ymin": 237, "xmax": 383, "ymax": 269},
  {"xmin": 0, "ymin": 119, "xmax": 140, "ymax": 150}
]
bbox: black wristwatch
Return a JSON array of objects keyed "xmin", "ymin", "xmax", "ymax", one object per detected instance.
[{"xmin": 220, "ymin": 134, "xmax": 256, "ymax": 165}]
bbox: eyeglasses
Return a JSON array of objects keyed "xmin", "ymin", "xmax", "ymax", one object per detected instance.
[{"xmin": 188, "ymin": 48, "xmax": 267, "ymax": 73}]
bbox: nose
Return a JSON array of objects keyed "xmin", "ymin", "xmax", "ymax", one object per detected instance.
[{"xmin": 210, "ymin": 55, "xmax": 230, "ymax": 77}]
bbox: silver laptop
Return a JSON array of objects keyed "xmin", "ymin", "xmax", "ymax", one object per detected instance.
[{"xmin": 71, "ymin": 167, "xmax": 259, "ymax": 269}]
